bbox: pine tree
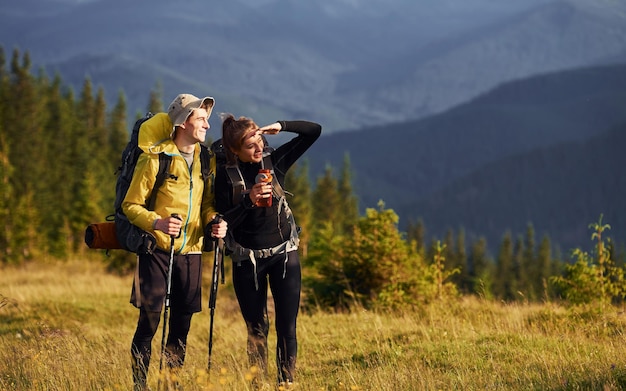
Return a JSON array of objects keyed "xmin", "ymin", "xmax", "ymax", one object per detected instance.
[
  {"xmin": 73, "ymin": 168, "xmax": 105, "ymax": 253},
  {"xmin": 337, "ymin": 154, "xmax": 359, "ymax": 232},
  {"xmin": 109, "ymin": 91, "xmax": 129, "ymax": 158},
  {"xmin": 549, "ymin": 215, "xmax": 626, "ymax": 307},
  {"xmin": 2, "ymin": 54, "xmax": 45, "ymax": 261},
  {"xmin": 536, "ymin": 235, "xmax": 552, "ymax": 301},
  {"xmin": 147, "ymin": 81, "xmax": 164, "ymax": 114},
  {"xmin": 11, "ymin": 189, "xmax": 43, "ymax": 262},
  {"xmin": 455, "ymin": 228, "xmax": 469, "ymax": 294},
  {"xmin": 494, "ymin": 231, "xmax": 515, "ymax": 300},
  {"xmin": 512, "ymin": 236, "xmax": 526, "ymax": 301},
  {"xmin": 406, "ymin": 218, "xmax": 425, "ymax": 256},
  {"xmin": 0, "ymin": 132, "xmax": 14, "ymax": 263},
  {"xmin": 425, "ymin": 238, "xmax": 438, "ymax": 270},
  {"xmin": 307, "ymin": 201, "xmax": 426, "ymax": 309},
  {"xmin": 102, "ymin": 93, "xmax": 135, "ymax": 271},
  {"xmin": 67, "ymin": 79, "xmax": 99, "ymax": 249},
  {"xmin": 31, "ymin": 68, "xmax": 56, "ymax": 249},
  {"xmin": 305, "ymin": 219, "xmax": 347, "ymax": 308},
  {"xmin": 552, "ymin": 246, "xmax": 563, "ymax": 278},
  {"xmin": 78, "ymin": 78, "xmax": 95, "ymax": 131},
  {"xmin": 469, "ymin": 237, "xmax": 491, "ymax": 297},
  {"xmin": 0, "ymin": 46, "xmax": 5, "ymax": 86},
  {"xmin": 105, "ymin": 91, "xmax": 129, "ymax": 210},
  {"xmin": 522, "ymin": 224, "xmax": 537, "ymax": 300},
  {"xmin": 5, "ymin": 49, "xmax": 48, "ymax": 257},
  {"xmin": 285, "ymin": 161, "xmax": 313, "ymax": 258},
  {"xmin": 91, "ymin": 87, "xmax": 114, "ymax": 217},
  {"xmin": 41, "ymin": 74, "xmax": 75, "ymax": 256},
  {"xmin": 311, "ymin": 165, "xmax": 340, "ymax": 233},
  {"xmin": 6, "ymin": 49, "xmax": 42, "ymax": 194},
  {"xmin": 0, "ymin": 48, "xmax": 10, "ymax": 262},
  {"xmin": 443, "ymin": 229, "xmax": 455, "ymax": 271}
]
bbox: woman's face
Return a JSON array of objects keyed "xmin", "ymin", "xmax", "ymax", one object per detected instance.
[{"xmin": 235, "ymin": 130, "xmax": 264, "ymax": 163}]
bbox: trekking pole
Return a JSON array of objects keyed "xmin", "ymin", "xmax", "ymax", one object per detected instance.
[
  {"xmin": 208, "ymin": 214, "xmax": 224, "ymax": 373},
  {"xmin": 158, "ymin": 213, "xmax": 181, "ymax": 390}
]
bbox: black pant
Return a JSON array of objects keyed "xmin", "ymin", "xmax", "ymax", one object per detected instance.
[
  {"xmin": 233, "ymin": 250, "xmax": 301, "ymax": 383},
  {"xmin": 130, "ymin": 251, "xmax": 201, "ymax": 388},
  {"xmin": 130, "ymin": 308, "xmax": 193, "ymax": 388}
]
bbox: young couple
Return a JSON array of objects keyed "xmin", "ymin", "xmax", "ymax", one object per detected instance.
[{"xmin": 124, "ymin": 93, "xmax": 321, "ymax": 390}]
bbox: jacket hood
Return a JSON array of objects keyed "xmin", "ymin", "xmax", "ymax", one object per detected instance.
[{"xmin": 138, "ymin": 112, "xmax": 177, "ymax": 155}]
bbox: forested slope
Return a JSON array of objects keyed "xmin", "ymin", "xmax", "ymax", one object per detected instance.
[{"xmin": 400, "ymin": 124, "xmax": 626, "ymax": 253}]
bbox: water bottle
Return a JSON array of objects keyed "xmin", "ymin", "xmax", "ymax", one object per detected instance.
[{"xmin": 254, "ymin": 169, "xmax": 273, "ymax": 207}]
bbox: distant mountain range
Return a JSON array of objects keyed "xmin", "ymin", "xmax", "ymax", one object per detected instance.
[
  {"xmin": 305, "ymin": 63, "xmax": 626, "ymax": 254},
  {"xmin": 1, "ymin": 0, "xmax": 626, "ymax": 132}
]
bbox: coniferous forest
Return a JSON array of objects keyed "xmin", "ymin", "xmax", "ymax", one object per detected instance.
[{"xmin": 2, "ymin": 47, "xmax": 625, "ymax": 311}]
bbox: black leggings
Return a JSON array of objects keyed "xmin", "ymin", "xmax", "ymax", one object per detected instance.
[
  {"xmin": 131, "ymin": 308, "xmax": 193, "ymax": 381},
  {"xmin": 233, "ymin": 250, "xmax": 301, "ymax": 383}
]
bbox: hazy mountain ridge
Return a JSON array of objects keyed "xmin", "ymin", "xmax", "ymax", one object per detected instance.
[
  {"xmin": 2, "ymin": 0, "xmax": 625, "ymax": 131},
  {"xmin": 306, "ymin": 62, "xmax": 626, "ymax": 205},
  {"xmin": 344, "ymin": 1, "xmax": 626, "ymax": 120},
  {"xmin": 303, "ymin": 62, "xmax": 626, "ymax": 251}
]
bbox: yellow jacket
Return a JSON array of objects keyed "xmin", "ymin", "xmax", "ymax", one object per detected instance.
[{"xmin": 122, "ymin": 113, "xmax": 217, "ymax": 254}]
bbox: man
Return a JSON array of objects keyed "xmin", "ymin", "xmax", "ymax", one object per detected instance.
[{"xmin": 123, "ymin": 93, "xmax": 227, "ymax": 390}]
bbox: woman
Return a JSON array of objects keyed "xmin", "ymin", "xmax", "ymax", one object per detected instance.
[{"xmin": 215, "ymin": 114, "xmax": 321, "ymax": 386}]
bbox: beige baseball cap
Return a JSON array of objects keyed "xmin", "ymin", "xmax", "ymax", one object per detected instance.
[{"xmin": 167, "ymin": 93, "xmax": 215, "ymax": 126}]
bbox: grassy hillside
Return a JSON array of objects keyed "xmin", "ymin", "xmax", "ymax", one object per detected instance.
[{"xmin": 2, "ymin": 259, "xmax": 626, "ymax": 390}]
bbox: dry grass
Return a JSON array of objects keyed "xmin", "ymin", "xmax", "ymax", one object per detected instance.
[{"xmin": 2, "ymin": 257, "xmax": 626, "ymax": 390}]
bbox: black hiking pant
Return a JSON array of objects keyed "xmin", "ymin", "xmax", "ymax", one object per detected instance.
[
  {"xmin": 130, "ymin": 308, "xmax": 193, "ymax": 388},
  {"xmin": 233, "ymin": 250, "xmax": 301, "ymax": 383},
  {"xmin": 130, "ymin": 250, "xmax": 202, "ymax": 389}
]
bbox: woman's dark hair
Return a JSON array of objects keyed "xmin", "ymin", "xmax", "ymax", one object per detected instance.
[{"xmin": 221, "ymin": 113, "xmax": 259, "ymax": 165}]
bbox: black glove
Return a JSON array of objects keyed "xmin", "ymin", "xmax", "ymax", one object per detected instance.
[{"xmin": 203, "ymin": 215, "xmax": 223, "ymax": 252}]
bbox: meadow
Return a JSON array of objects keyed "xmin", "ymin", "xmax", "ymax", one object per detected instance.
[{"xmin": 2, "ymin": 256, "xmax": 626, "ymax": 391}]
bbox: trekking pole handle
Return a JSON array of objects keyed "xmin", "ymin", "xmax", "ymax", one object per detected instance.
[
  {"xmin": 211, "ymin": 214, "xmax": 224, "ymax": 242},
  {"xmin": 171, "ymin": 213, "xmax": 182, "ymax": 238},
  {"xmin": 210, "ymin": 214, "xmax": 225, "ymax": 284}
]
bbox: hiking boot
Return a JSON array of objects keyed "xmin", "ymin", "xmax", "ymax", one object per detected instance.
[
  {"xmin": 251, "ymin": 377, "xmax": 272, "ymax": 391},
  {"xmin": 132, "ymin": 378, "xmax": 151, "ymax": 391},
  {"xmin": 277, "ymin": 381, "xmax": 296, "ymax": 390},
  {"xmin": 132, "ymin": 356, "xmax": 149, "ymax": 391},
  {"xmin": 166, "ymin": 366, "xmax": 183, "ymax": 391}
]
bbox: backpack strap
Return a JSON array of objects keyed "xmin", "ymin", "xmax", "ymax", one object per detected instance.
[
  {"xmin": 224, "ymin": 150, "xmax": 284, "ymax": 205},
  {"xmin": 225, "ymin": 164, "xmax": 246, "ymax": 205},
  {"xmin": 226, "ymin": 198, "xmax": 300, "ymax": 290},
  {"xmin": 199, "ymin": 144, "xmax": 212, "ymax": 182},
  {"xmin": 261, "ymin": 150, "xmax": 285, "ymax": 199},
  {"xmin": 147, "ymin": 153, "xmax": 172, "ymax": 211},
  {"xmin": 150, "ymin": 146, "xmax": 211, "ymax": 209}
]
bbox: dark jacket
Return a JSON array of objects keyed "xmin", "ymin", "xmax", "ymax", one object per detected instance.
[{"xmin": 215, "ymin": 120, "xmax": 321, "ymax": 250}]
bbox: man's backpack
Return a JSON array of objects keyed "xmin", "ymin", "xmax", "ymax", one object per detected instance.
[
  {"xmin": 111, "ymin": 112, "xmax": 212, "ymax": 254},
  {"xmin": 110, "ymin": 112, "xmax": 166, "ymax": 254}
]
